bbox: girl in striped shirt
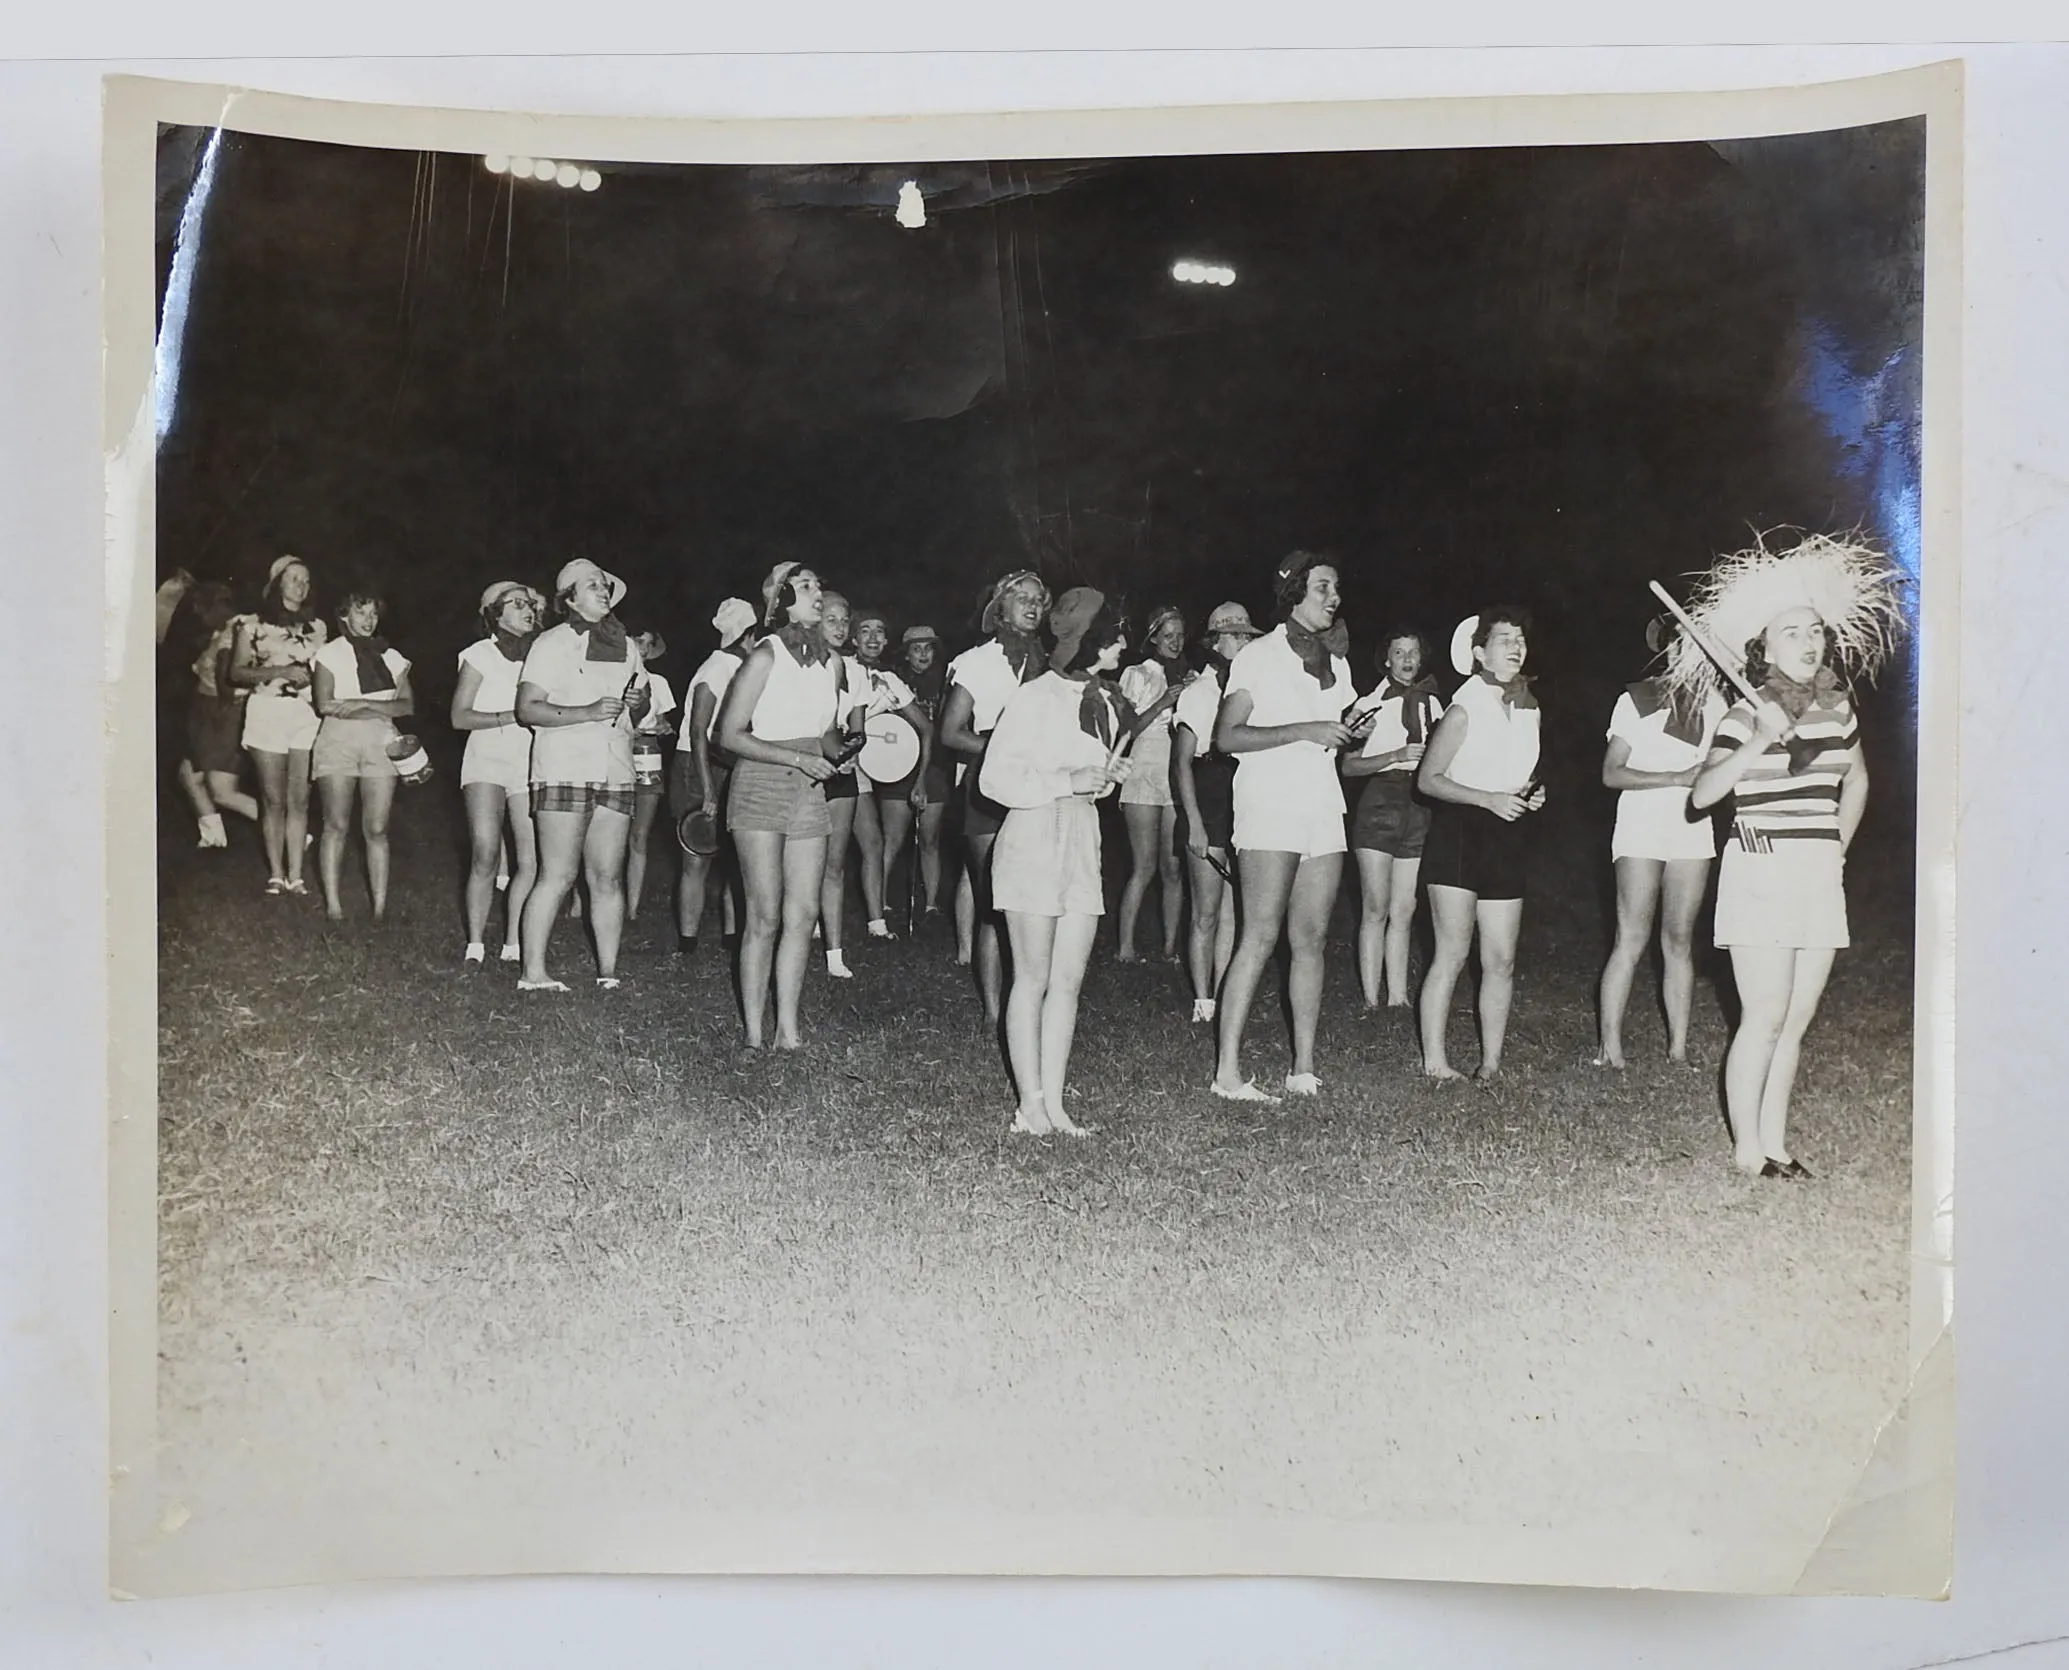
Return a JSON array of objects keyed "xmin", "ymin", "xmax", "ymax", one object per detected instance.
[{"xmin": 1679, "ymin": 535, "xmax": 1905, "ymax": 1179}]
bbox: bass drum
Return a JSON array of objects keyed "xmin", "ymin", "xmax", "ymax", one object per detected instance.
[{"xmin": 856, "ymin": 711, "xmax": 921, "ymax": 785}]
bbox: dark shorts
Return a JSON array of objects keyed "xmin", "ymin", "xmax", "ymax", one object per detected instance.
[
  {"xmin": 874, "ymin": 757, "xmax": 952, "ymax": 808},
  {"xmin": 1421, "ymin": 801, "xmax": 1531, "ymax": 900},
  {"xmin": 1173, "ymin": 754, "xmax": 1234, "ymax": 851},
  {"xmin": 961, "ymin": 769, "xmax": 1009, "ymax": 843},
  {"xmin": 1351, "ymin": 773, "xmax": 1433, "ymax": 859},
  {"xmin": 668, "ymin": 751, "xmax": 729, "ymax": 823},
  {"xmin": 532, "ymin": 783, "xmax": 636, "ymax": 818},
  {"xmin": 824, "ymin": 766, "xmax": 861, "ymax": 803},
  {"xmin": 186, "ymin": 692, "xmax": 246, "ymax": 775}
]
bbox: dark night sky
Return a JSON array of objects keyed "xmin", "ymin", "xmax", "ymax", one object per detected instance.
[{"xmin": 153, "ymin": 120, "xmax": 1924, "ymax": 801}]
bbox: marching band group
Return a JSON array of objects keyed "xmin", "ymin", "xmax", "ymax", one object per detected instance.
[{"xmin": 163, "ymin": 533, "xmax": 1906, "ymax": 1173}]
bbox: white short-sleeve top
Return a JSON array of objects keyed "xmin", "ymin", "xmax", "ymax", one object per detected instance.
[
  {"xmin": 313, "ymin": 634, "xmax": 410, "ymax": 700},
  {"xmin": 456, "ymin": 638, "xmax": 525, "ymax": 716},
  {"xmin": 1606, "ymin": 685, "xmax": 1724, "ymax": 775},
  {"xmin": 635, "ymin": 672, "xmax": 677, "ymax": 735},
  {"xmin": 1221, "ymin": 625, "xmax": 1355, "ymax": 809},
  {"xmin": 947, "ymin": 640, "xmax": 1030, "ymax": 737},
  {"xmin": 1443, "ymin": 673, "xmax": 1541, "ymax": 795},
  {"xmin": 1355, "ymin": 683, "xmax": 1446, "ymax": 772},
  {"xmin": 520, "ymin": 622, "xmax": 645, "ymax": 787},
  {"xmin": 1171, "ymin": 666, "xmax": 1223, "ymax": 746},
  {"xmin": 678, "ymin": 649, "xmax": 744, "ymax": 748}
]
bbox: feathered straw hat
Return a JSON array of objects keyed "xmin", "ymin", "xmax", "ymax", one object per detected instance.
[{"xmin": 1659, "ymin": 531, "xmax": 1908, "ymax": 704}]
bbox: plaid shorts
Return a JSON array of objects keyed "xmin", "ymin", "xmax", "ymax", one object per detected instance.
[{"xmin": 531, "ymin": 782, "xmax": 636, "ymax": 817}]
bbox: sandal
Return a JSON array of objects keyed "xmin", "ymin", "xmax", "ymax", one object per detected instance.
[
  {"xmin": 1211, "ymin": 1078, "xmax": 1281, "ymax": 1104},
  {"xmin": 264, "ymin": 878, "xmax": 287, "ymax": 896},
  {"xmin": 516, "ymin": 978, "xmax": 570, "ymax": 993},
  {"xmin": 1284, "ymin": 1072, "xmax": 1322, "ymax": 1097},
  {"xmin": 595, "ymin": 976, "xmax": 622, "ymax": 991}
]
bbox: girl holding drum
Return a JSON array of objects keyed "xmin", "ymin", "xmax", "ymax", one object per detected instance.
[
  {"xmin": 814, "ymin": 592, "xmax": 883, "ymax": 976},
  {"xmin": 849, "ymin": 608, "xmax": 936, "ymax": 939},
  {"xmin": 896, "ymin": 624, "xmax": 954, "ymax": 925},
  {"xmin": 452, "ymin": 580, "xmax": 544, "ymax": 965},
  {"xmin": 715, "ymin": 562, "xmax": 847, "ymax": 1050}
]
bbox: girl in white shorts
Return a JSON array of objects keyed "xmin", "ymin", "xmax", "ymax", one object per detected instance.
[
  {"xmin": 982, "ymin": 587, "xmax": 1131, "ymax": 1136},
  {"xmin": 1594, "ymin": 627, "xmax": 1727, "ymax": 1068},
  {"xmin": 228, "ymin": 555, "xmax": 328, "ymax": 896},
  {"xmin": 452, "ymin": 580, "xmax": 544, "ymax": 963},
  {"xmin": 1210, "ymin": 553, "xmax": 1367, "ymax": 1103}
]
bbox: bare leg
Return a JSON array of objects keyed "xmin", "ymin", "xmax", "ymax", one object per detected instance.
[
  {"xmin": 1116, "ymin": 802, "xmax": 1160, "ymax": 961},
  {"xmin": 205, "ymin": 768, "xmax": 260, "ymax": 823},
  {"xmin": 1039, "ymin": 912, "xmax": 1101, "ymax": 1133},
  {"xmin": 1154, "ymin": 804, "xmax": 1183, "ymax": 958},
  {"xmin": 916, "ymin": 802, "xmax": 944, "ymax": 914},
  {"xmin": 521, "ymin": 806, "xmax": 591, "ymax": 986},
  {"xmin": 1420, "ymin": 883, "xmax": 1477, "ymax": 1080},
  {"xmin": 734, "ymin": 829, "xmax": 786, "ymax": 1047},
  {"xmin": 1597, "ymin": 857, "xmax": 1661, "ymax": 1067},
  {"xmin": 1659, "ymin": 859, "xmax": 1712, "ymax": 1061},
  {"xmin": 954, "ymin": 865, "xmax": 976, "ymax": 964},
  {"xmin": 1284, "ymin": 854, "xmax": 1343, "ymax": 1080},
  {"xmin": 582, "ymin": 805, "xmax": 632, "ymax": 978},
  {"xmin": 1759, "ymin": 947, "xmax": 1836, "ymax": 1164},
  {"xmin": 1384, "ymin": 855, "xmax": 1421, "ymax": 1006},
  {"xmin": 502, "ymin": 799, "xmax": 538, "ymax": 954},
  {"xmin": 359, "ymin": 773, "xmax": 396, "ymax": 921},
  {"xmin": 176, "ymin": 758, "xmax": 216, "ymax": 825},
  {"xmin": 1724, "ymin": 947, "xmax": 1794, "ymax": 1173},
  {"xmin": 820, "ymin": 796, "xmax": 857, "ymax": 957},
  {"xmin": 1213, "ymin": 849, "xmax": 1296, "ymax": 1092},
  {"xmin": 1183, "ymin": 849, "xmax": 1226, "ymax": 1004},
  {"xmin": 250, "ymin": 749, "xmax": 289, "ymax": 881},
  {"xmin": 1472, "ymin": 897, "xmax": 1524, "ymax": 1079},
  {"xmin": 282, "ymin": 750, "xmax": 312, "ymax": 885},
  {"xmin": 966, "ymin": 830, "xmax": 1003, "ymax": 1021},
  {"xmin": 852, "ymin": 792, "xmax": 886, "ymax": 925},
  {"xmin": 879, "ymin": 797, "xmax": 914, "ymax": 924},
  {"xmin": 1002, "ymin": 910, "xmax": 1057, "ymax": 1131},
  {"xmin": 462, "ymin": 783, "xmax": 508, "ymax": 946},
  {"xmin": 677, "ymin": 846, "xmax": 714, "ymax": 942},
  {"xmin": 1353, "ymin": 848, "xmax": 1393, "ymax": 1010},
  {"xmin": 316, "ymin": 773, "xmax": 356, "ymax": 919},
  {"xmin": 774, "ymin": 833, "xmax": 829, "ymax": 1048},
  {"xmin": 624, "ymin": 790, "xmax": 662, "ymax": 920}
]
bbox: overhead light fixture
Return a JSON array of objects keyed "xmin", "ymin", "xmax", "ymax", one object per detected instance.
[
  {"xmin": 896, "ymin": 181, "xmax": 926, "ymax": 229},
  {"xmin": 578, "ymin": 168, "xmax": 602, "ymax": 192},
  {"xmin": 1172, "ymin": 259, "xmax": 1236, "ymax": 287},
  {"xmin": 484, "ymin": 154, "xmax": 510, "ymax": 174},
  {"xmin": 483, "ymin": 154, "xmax": 603, "ymax": 191}
]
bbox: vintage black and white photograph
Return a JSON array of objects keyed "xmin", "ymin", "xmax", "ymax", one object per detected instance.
[{"xmin": 106, "ymin": 70, "xmax": 1956, "ymax": 1596}]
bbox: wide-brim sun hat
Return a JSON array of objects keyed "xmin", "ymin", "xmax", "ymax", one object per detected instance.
[
  {"xmin": 1205, "ymin": 601, "xmax": 1263, "ymax": 638},
  {"xmin": 1450, "ymin": 615, "xmax": 1481, "ymax": 676},
  {"xmin": 554, "ymin": 557, "xmax": 626, "ymax": 610},
  {"xmin": 980, "ymin": 569, "xmax": 1048, "ymax": 635}
]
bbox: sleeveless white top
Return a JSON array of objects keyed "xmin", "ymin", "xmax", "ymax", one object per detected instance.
[
  {"xmin": 1443, "ymin": 673, "xmax": 1541, "ymax": 795},
  {"xmin": 748, "ymin": 634, "xmax": 843, "ymax": 741}
]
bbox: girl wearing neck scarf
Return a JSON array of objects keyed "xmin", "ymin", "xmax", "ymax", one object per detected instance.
[
  {"xmin": 1210, "ymin": 552, "xmax": 1366, "ymax": 1104},
  {"xmin": 1114, "ymin": 605, "xmax": 1194, "ymax": 964},
  {"xmin": 1171, "ymin": 602, "xmax": 1264, "ymax": 1026},
  {"xmin": 1681, "ymin": 534, "xmax": 1905, "ymax": 1179},
  {"xmin": 714, "ymin": 561, "xmax": 849, "ymax": 1050},
  {"xmin": 941, "ymin": 568, "xmax": 1052, "ymax": 1024},
  {"xmin": 229, "ymin": 555, "xmax": 328, "ymax": 895},
  {"xmin": 514, "ymin": 558, "xmax": 650, "ymax": 992},
  {"xmin": 309, "ymin": 590, "xmax": 416, "ymax": 923},
  {"xmin": 1417, "ymin": 606, "xmax": 1546, "ymax": 1082},
  {"xmin": 847, "ymin": 608, "xmax": 938, "ymax": 941},
  {"xmin": 671, "ymin": 598, "xmax": 758, "ymax": 956},
  {"xmin": 813, "ymin": 592, "xmax": 882, "ymax": 979},
  {"xmin": 896, "ymin": 624, "xmax": 953, "ymax": 923},
  {"xmin": 622, "ymin": 627, "xmax": 680, "ymax": 929},
  {"xmin": 1342, "ymin": 626, "xmax": 1444, "ymax": 1012},
  {"xmin": 452, "ymin": 581, "xmax": 546, "ymax": 964},
  {"xmin": 1594, "ymin": 618, "xmax": 1729, "ymax": 1068},
  {"xmin": 981, "ymin": 588, "xmax": 1132, "ymax": 1136}
]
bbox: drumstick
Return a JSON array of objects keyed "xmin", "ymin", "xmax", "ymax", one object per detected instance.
[{"xmin": 1648, "ymin": 580, "xmax": 1764, "ymax": 708}]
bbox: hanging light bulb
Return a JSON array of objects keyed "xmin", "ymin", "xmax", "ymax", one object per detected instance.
[
  {"xmin": 532, "ymin": 158, "xmax": 559, "ymax": 182},
  {"xmin": 555, "ymin": 162, "xmax": 580, "ymax": 188},
  {"xmin": 484, "ymin": 154, "xmax": 510, "ymax": 174},
  {"xmin": 895, "ymin": 180, "xmax": 926, "ymax": 229},
  {"xmin": 578, "ymin": 168, "xmax": 602, "ymax": 192},
  {"xmin": 510, "ymin": 155, "xmax": 535, "ymax": 178}
]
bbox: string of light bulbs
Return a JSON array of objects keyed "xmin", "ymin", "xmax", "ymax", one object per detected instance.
[{"xmin": 484, "ymin": 155, "xmax": 602, "ymax": 192}]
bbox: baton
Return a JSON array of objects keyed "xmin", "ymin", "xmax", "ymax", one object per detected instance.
[{"xmin": 1648, "ymin": 581, "xmax": 1764, "ymax": 708}]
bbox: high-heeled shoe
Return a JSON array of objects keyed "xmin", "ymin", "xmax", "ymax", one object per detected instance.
[{"xmin": 1780, "ymin": 1158, "xmax": 1813, "ymax": 1180}]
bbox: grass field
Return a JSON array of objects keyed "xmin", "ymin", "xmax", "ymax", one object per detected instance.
[{"xmin": 151, "ymin": 773, "xmax": 1916, "ymax": 1591}]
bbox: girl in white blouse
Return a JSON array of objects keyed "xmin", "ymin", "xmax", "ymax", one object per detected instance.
[
  {"xmin": 981, "ymin": 588, "xmax": 1131, "ymax": 1136},
  {"xmin": 309, "ymin": 590, "xmax": 415, "ymax": 922},
  {"xmin": 451, "ymin": 581, "xmax": 544, "ymax": 964},
  {"xmin": 1416, "ymin": 607, "xmax": 1547, "ymax": 1081}
]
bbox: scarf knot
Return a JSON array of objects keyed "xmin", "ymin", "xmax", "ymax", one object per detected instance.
[
  {"xmin": 1380, "ymin": 673, "xmax": 1443, "ymax": 743},
  {"xmin": 346, "ymin": 632, "xmax": 396, "ymax": 694},
  {"xmin": 1283, "ymin": 618, "xmax": 1348, "ymax": 689},
  {"xmin": 1068, "ymin": 672, "xmax": 1123, "ymax": 748},
  {"xmin": 995, "ymin": 626, "xmax": 1045, "ymax": 683},
  {"xmin": 1626, "ymin": 677, "xmax": 1703, "ymax": 745},
  {"xmin": 776, "ymin": 621, "xmax": 832, "ymax": 668},
  {"xmin": 571, "ymin": 612, "xmax": 629, "ymax": 664},
  {"xmin": 1478, "ymin": 668, "xmax": 1538, "ymax": 711}
]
